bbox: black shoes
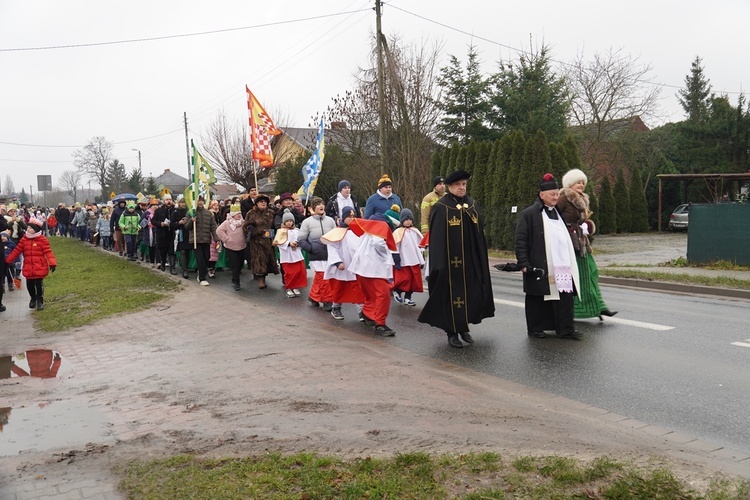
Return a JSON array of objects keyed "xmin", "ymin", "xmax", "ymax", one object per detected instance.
[
  {"xmin": 458, "ymin": 332, "xmax": 474, "ymax": 344},
  {"xmin": 447, "ymin": 334, "xmax": 463, "ymax": 348},
  {"xmin": 527, "ymin": 331, "xmax": 546, "ymax": 338},
  {"xmin": 232, "ymin": 282, "xmax": 241, "ymax": 291},
  {"xmin": 331, "ymin": 307, "xmax": 344, "ymax": 320},
  {"xmin": 360, "ymin": 312, "xmax": 376, "ymax": 326},
  {"xmin": 559, "ymin": 331, "xmax": 584, "ymax": 340},
  {"xmin": 29, "ymin": 299, "xmax": 37, "ymax": 309},
  {"xmin": 36, "ymin": 300, "xmax": 44, "ymax": 311},
  {"xmin": 322, "ymin": 302, "xmax": 333, "ymax": 312},
  {"xmin": 308, "ymin": 298, "xmax": 319, "ymax": 307},
  {"xmin": 599, "ymin": 309, "xmax": 618, "ymax": 320},
  {"xmin": 183, "ymin": 271, "xmax": 189, "ymax": 279},
  {"xmin": 374, "ymin": 325, "xmax": 395, "ymax": 336},
  {"xmin": 0, "ymin": 304, "xmax": 6, "ymax": 313}
]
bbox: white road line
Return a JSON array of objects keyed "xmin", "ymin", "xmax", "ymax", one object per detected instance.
[
  {"xmin": 731, "ymin": 341, "xmax": 750, "ymax": 348},
  {"xmin": 492, "ymin": 298, "xmax": 675, "ymax": 331}
]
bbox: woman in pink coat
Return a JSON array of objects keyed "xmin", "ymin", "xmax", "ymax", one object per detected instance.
[{"xmin": 216, "ymin": 205, "xmax": 246, "ymax": 291}]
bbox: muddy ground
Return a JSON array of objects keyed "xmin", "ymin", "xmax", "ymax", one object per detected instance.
[{"xmin": 1, "ymin": 232, "xmax": 746, "ymax": 498}]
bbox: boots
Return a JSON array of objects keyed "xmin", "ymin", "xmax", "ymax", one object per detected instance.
[
  {"xmin": 257, "ymin": 276, "xmax": 267, "ymax": 289},
  {"xmin": 29, "ymin": 298, "xmax": 37, "ymax": 309},
  {"xmin": 169, "ymin": 255, "xmax": 177, "ymax": 275},
  {"xmin": 36, "ymin": 297, "xmax": 44, "ymax": 311},
  {"xmin": 159, "ymin": 257, "xmax": 166, "ymax": 272}
]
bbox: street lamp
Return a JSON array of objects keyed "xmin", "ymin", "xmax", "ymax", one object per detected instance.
[{"xmin": 131, "ymin": 148, "xmax": 142, "ymax": 171}]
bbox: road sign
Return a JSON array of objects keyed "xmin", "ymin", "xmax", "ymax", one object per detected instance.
[{"xmin": 37, "ymin": 175, "xmax": 52, "ymax": 191}]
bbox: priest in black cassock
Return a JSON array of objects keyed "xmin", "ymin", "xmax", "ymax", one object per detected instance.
[
  {"xmin": 418, "ymin": 170, "xmax": 495, "ymax": 348},
  {"xmin": 514, "ymin": 173, "xmax": 582, "ymax": 339}
]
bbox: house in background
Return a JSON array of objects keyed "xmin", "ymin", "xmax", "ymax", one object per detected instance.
[{"xmin": 155, "ymin": 169, "xmax": 190, "ymax": 195}]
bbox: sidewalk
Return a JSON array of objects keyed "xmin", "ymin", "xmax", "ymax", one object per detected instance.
[{"xmin": 2, "ymin": 256, "xmax": 750, "ymax": 499}]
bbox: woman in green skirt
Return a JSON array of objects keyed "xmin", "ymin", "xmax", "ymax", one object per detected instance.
[{"xmin": 556, "ymin": 169, "xmax": 617, "ymax": 320}]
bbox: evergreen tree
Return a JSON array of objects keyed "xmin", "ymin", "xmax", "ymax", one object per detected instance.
[
  {"xmin": 19, "ymin": 188, "xmax": 28, "ymax": 204},
  {"xmin": 502, "ymin": 131, "xmax": 527, "ymax": 247},
  {"xmin": 562, "ymin": 135, "xmax": 583, "ymax": 171},
  {"xmin": 431, "ymin": 150, "xmax": 443, "ymax": 182},
  {"xmin": 454, "ymin": 145, "xmax": 468, "ymax": 174},
  {"xmin": 613, "ymin": 168, "xmax": 631, "ymax": 233},
  {"xmin": 472, "ymin": 141, "xmax": 491, "ymax": 207},
  {"xmin": 519, "ymin": 130, "xmax": 552, "ymax": 207},
  {"xmin": 489, "ymin": 45, "xmax": 569, "ymax": 142},
  {"xmin": 677, "ymin": 56, "xmax": 712, "ymax": 122},
  {"xmin": 144, "ymin": 176, "xmax": 158, "ymax": 197},
  {"xmin": 128, "ymin": 165, "xmax": 144, "ymax": 194},
  {"xmin": 548, "ymin": 143, "xmax": 568, "ymax": 183},
  {"xmin": 464, "ymin": 142, "xmax": 478, "ymax": 180},
  {"xmin": 493, "ymin": 135, "xmax": 514, "ymax": 249},
  {"xmin": 105, "ymin": 159, "xmax": 128, "ymax": 195},
  {"xmin": 440, "ymin": 146, "xmax": 451, "ymax": 178},
  {"xmin": 437, "ymin": 45, "xmax": 494, "ymax": 144},
  {"xmin": 598, "ymin": 176, "xmax": 616, "ymax": 234},
  {"xmin": 274, "ymin": 154, "xmax": 305, "ymax": 196},
  {"xmin": 586, "ymin": 181, "xmax": 599, "ymax": 234},
  {"xmin": 447, "ymin": 143, "xmax": 460, "ymax": 176},
  {"xmin": 628, "ymin": 166, "xmax": 649, "ymax": 232}
]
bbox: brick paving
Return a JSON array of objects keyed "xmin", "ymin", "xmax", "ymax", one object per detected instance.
[{"xmin": 2, "ymin": 250, "xmax": 750, "ymax": 498}]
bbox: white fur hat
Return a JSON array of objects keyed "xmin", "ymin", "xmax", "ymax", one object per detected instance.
[{"xmin": 562, "ymin": 169, "xmax": 587, "ymax": 189}]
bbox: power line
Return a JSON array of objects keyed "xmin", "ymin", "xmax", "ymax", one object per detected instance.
[
  {"xmin": 0, "ymin": 9, "xmax": 371, "ymax": 52},
  {"xmin": 0, "ymin": 127, "xmax": 184, "ymax": 149},
  {"xmin": 387, "ymin": 3, "xmax": 744, "ymax": 95}
]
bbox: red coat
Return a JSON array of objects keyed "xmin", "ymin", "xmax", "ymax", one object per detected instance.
[{"xmin": 5, "ymin": 234, "xmax": 57, "ymax": 279}]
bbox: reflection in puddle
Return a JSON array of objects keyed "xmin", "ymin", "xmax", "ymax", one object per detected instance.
[
  {"xmin": 0, "ymin": 400, "xmax": 113, "ymax": 456},
  {"xmin": 0, "ymin": 350, "xmax": 70, "ymax": 379}
]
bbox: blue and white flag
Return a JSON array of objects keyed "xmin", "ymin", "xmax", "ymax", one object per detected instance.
[{"xmin": 298, "ymin": 118, "xmax": 325, "ymax": 200}]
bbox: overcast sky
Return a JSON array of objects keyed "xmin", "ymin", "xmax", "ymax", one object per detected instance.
[{"xmin": 1, "ymin": 0, "xmax": 748, "ymax": 200}]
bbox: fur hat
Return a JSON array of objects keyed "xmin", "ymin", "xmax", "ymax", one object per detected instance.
[
  {"xmin": 539, "ymin": 173, "xmax": 559, "ymax": 191},
  {"xmin": 338, "ymin": 180, "xmax": 351, "ymax": 191},
  {"xmin": 255, "ymin": 194, "xmax": 271, "ymax": 205},
  {"xmin": 445, "ymin": 170, "xmax": 470, "ymax": 185},
  {"xmin": 562, "ymin": 169, "xmax": 587, "ymax": 189},
  {"xmin": 383, "ymin": 204, "xmax": 401, "ymax": 229},
  {"xmin": 399, "ymin": 208, "xmax": 414, "ymax": 223},
  {"xmin": 377, "ymin": 174, "xmax": 393, "ymax": 189}
]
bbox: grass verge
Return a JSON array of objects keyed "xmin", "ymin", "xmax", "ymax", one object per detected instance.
[
  {"xmin": 598, "ymin": 268, "xmax": 750, "ymax": 290},
  {"xmin": 117, "ymin": 451, "xmax": 750, "ymax": 499},
  {"xmin": 34, "ymin": 238, "xmax": 178, "ymax": 332}
]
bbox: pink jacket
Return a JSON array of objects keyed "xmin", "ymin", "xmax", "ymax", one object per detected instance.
[{"xmin": 216, "ymin": 215, "xmax": 247, "ymax": 251}]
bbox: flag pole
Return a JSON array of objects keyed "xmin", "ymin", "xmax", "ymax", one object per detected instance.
[{"xmin": 253, "ymin": 160, "xmax": 259, "ymax": 193}]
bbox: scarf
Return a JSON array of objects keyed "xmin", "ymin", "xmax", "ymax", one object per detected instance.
[
  {"xmin": 541, "ymin": 208, "xmax": 575, "ymax": 298},
  {"xmin": 227, "ymin": 213, "xmax": 243, "ymax": 231},
  {"xmin": 25, "ymin": 229, "xmax": 43, "ymax": 239}
]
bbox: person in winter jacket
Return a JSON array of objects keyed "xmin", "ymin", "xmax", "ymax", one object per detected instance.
[
  {"xmin": 242, "ymin": 194, "xmax": 278, "ymax": 289},
  {"xmin": 119, "ymin": 202, "xmax": 141, "ymax": 260},
  {"xmin": 325, "ymin": 180, "xmax": 361, "ymax": 223},
  {"xmin": 184, "ymin": 196, "xmax": 220, "ymax": 286},
  {"xmin": 390, "ymin": 208, "xmax": 425, "ymax": 306},
  {"xmin": 151, "ymin": 194, "xmax": 177, "ymax": 273},
  {"xmin": 96, "ymin": 210, "xmax": 113, "ymax": 250},
  {"xmin": 5, "ymin": 218, "xmax": 57, "ymax": 311},
  {"xmin": 71, "ymin": 204, "xmax": 88, "ymax": 242},
  {"xmin": 110, "ymin": 200, "xmax": 128, "ymax": 255},
  {"xmin": 216, "ymin": 204, "xmax": 246, "ymax": 290},
  {"xmin": 298, "ymin": 197, "xmax": 336, "ymax": 309}
]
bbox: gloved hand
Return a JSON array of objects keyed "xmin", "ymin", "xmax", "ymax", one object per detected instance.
[
  {"xmin": 50, "ymin": 265, "xmax": 56, "ymax": 273},
  {"xmin": 580, "ymin": 223, "xmax": 589, "ymax": 236},
  {"xmin": 392, "ymin": 253, "xmax": 402, "ymax": 270}
]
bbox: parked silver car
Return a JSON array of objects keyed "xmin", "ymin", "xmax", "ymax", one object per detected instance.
[{"xmin": 668, "ymin": 203, "xmax": 690, "ymax": 231}]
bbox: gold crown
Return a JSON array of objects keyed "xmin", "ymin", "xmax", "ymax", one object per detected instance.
[{"xmin": 448, "ymin": 215, "xmax": 461, "ymax": 226}]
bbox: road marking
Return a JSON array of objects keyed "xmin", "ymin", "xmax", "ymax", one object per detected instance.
[
  {"xmin": 731, "ymin": 340, "xmax": 750, "ymax": 348},
  {"xmin": 493, "ymin": 299, "xmax": 675, "ymax": 331}
]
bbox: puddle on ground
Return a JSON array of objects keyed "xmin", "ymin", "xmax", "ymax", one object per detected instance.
[
  {"xmin": 0, "ymin": 400, "xmax": 112, "ymax": 456},
  {"xmin": 0, "ymin": 350, "xmax": 71, "ymax": 379}
]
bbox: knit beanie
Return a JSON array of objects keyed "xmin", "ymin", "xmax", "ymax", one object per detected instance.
[
  {"xmin": 399, "ymin": 208, "xmax": 414, "ymax": 223},
  {"xmin": 282, "ymin": 208, "xmax": 295, "ymax": 224},
  {"xmin": 377, "ymin": 174, "xmax": 393, "ymax": 189},
  {"xmin": 539, "ymin": 173, "xmax": 559, "ymax": 191},
  {"xmin": 562, "ymin": 169, "xmax": 587, "ymax": 189},
  {"xmin": 339, "ymin": 206, "xmax": 356, "ymax": 227},
  {"xmin": 27, "ymin": 218, "xmax": 43, "ymax": 232},
  {"xmin": 383, "ymin": 204, "xmax": 401, "ymax": 229},
  {"xmin": 338, "ymin": 180, "xmax": 351, "ymax": 191}
]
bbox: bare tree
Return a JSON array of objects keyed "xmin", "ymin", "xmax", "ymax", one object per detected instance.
[
  {"xmin": 3, "ymin": 175, "xmax": 14, "ymax": 196},
  {"xmin": 323, "ymin": 35, "xmax": 443, "ymax": 209},
  {"xmin": 566, "ymin": 48, "xmax": 662, "ymax": 172},
  {"xmin": 72, "ymin": 136, "xmax": 113, "ymax": 200},
  {"xmin": 59, "ymin": 170, "xmax": 82, "ymax": 203}
]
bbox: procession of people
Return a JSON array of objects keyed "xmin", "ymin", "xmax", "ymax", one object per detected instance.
[{"xmin": 2, "ymin": 167, "xmax": 615, "ymax": 347}]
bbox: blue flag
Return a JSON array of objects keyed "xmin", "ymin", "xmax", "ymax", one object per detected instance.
[{"xmin": 298, "ymin": 119, "xmax": 325, "ymax": 200}]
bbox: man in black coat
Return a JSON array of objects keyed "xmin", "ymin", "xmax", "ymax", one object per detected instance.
[
  {"xmin": 417, "ymin": 170, "xmax": 495, "ymax": 348},
  {"xmin": 273, "ymin": 192, "xmax": 304, "ymax": 229},
  {"xmin": 515, "ymin": 173, "xmax": 582, "ymax": 339},
  {"xmin": 55, "ymin": 204, "xmax": 71, "ymax": 237},
  {"xmin": 151, "ymin": 194, "xmax": 177, "ymax": 273}
]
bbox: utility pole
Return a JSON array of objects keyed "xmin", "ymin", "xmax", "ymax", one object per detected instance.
[
  {"xmin": 375, "ymin": 0, "xmax": 386, "ymax": 175},
  {"xmin": 184, "ymin": 112, "xmax": 191, "ymax": 182},
  {"xmin": 131, "ymin": 148, "xmax": 142, "ymax": 171}
]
